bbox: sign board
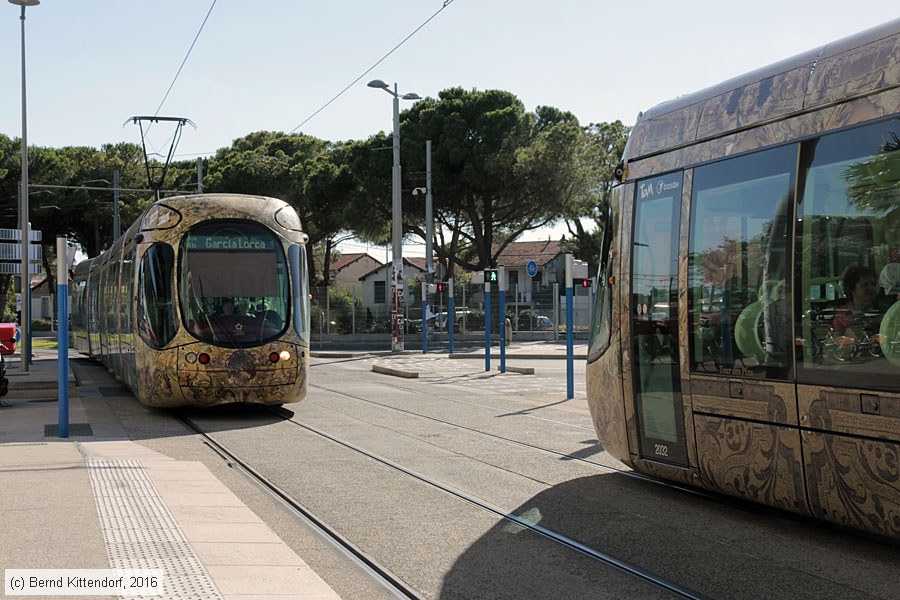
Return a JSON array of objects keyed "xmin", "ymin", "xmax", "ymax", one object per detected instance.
[
  {"xmin": 0, "ymin": 263, "xmax": 42, "ymax": 275},
  {"xmin": 0, "ymin": 228, "xmax": 42, "ymax": 242},
  {"xmin": 526, "ymin": 260, "xmax": 538, "ymax": 278},
  {"xmin": 0, "ymin": 243, "xmax": 42, "ymax": 261}
]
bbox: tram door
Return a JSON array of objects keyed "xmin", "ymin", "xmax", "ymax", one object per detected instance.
[{"xmin": 630, "ymin": 173, "xmax": 688, "ymax": 466}]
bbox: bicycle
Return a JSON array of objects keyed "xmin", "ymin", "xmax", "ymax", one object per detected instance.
[{"xmin": 818, "ymin": 316, "xmax": 883, "ymax": 362}]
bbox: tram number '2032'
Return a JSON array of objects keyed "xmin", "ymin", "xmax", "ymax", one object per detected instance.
[{"xmin": 654, "ymin": 443, "xmax": 669, "ymax": 457}]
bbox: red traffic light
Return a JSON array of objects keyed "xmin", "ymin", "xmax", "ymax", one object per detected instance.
[
  {"xmin": 582, "ymin": 279, "xmax": 591, "ymax": 287},
  {"xmin": 437, "ymin": 283, "xmax": 444, "ymax": 292}
]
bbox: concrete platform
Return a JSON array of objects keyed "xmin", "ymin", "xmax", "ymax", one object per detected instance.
[{"xmin": 0, "ymin": 349, "xmax": 342, "ymax": 599}]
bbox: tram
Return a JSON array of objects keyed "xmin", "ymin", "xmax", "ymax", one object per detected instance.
[
  {"xmin": 71, "ymin": 194, "xmax": 310, "ymax": 407},
  {"xmin": 587, "ymin": 18, "xmax": 900, "ymax": 538}
]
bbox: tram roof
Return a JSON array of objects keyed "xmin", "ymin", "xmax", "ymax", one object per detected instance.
[{"xmin": 624, "ymin": 18, "xmax": 900, "ymax": 162}]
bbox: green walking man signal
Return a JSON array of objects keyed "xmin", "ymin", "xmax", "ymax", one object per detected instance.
[{"xmin": 485, "ymin": 269, "xmax": 498, "ymax": 283}]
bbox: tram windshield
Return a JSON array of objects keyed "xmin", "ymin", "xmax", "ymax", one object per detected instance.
[{"xmin": 179, "ymin": 220, "xmax": 290, "ymax": 347}]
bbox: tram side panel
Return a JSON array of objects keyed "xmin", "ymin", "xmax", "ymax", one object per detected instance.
[{"xmin": 800, "ymin": 385, "xmax": 900, "ymax": 538}]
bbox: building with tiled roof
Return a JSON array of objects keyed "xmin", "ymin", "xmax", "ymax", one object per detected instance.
[
  {"xmin": 329, "ymin": 252, "xmax": 382, "ymax": 298},
  {"xmin": 493, "ymin": 240, "xmax": 565, "ymax": 268},
  {"xmin": 358, "ymin": 257, "xmax": 432, "ymax": 317}
]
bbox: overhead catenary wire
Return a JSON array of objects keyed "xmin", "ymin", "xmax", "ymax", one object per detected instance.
[
  {"xmin": 142, "ymin": 0, "xmax": 217, "ymax": 156},
  {"xmin": 287, "ymin": 0, "xmax": 456, "ymax": 135},
  {"xmin": 168, "ymin": 1, "xmax": 456, "ymax": 159},
  {"xmin": 154, "ymin": 0, "xmax": 218, "ymax": 118}
]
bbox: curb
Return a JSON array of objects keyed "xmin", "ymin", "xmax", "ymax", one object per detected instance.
[{"xmin": 372, "ymin": 365, "xmax": 419, "ymax": 379}]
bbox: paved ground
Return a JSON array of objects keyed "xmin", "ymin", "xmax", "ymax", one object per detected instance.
[{"xmin": 0, "ymin": 348, "xmax": 342, "ymax": 600}]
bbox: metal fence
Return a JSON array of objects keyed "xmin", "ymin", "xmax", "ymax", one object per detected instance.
[{"xmin": 310, "ymin": 280, "xmax": 593, "ymax": 340}]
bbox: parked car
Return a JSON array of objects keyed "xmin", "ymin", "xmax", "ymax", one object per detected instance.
[
  {"xmin": 516, "ymin": 310, "xmax": 553, "ymax": 331},
  {"xmin": 434, "ymin": 309, "xmax": 478, "ymax": 332}
]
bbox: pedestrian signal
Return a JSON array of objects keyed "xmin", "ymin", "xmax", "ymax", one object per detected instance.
[
  {"xmin": 437, "ymin": 282, "xmax": 444, "ymax": 293},
  {"xmin": 485, "ymin": 269, "xmax": 498, "ymax": 283}
]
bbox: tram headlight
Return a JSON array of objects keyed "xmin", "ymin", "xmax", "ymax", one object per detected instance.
[
  {"xmin": 268, "ymin": 350, "xmax": 291, "ymax": 363},
  {"xmin": 198, "ymin": 353, "xmax": 211, "ymax": 365},
  {"xmin": 185, "ymin": 352, "xmax": 198, "ymax": 364}
]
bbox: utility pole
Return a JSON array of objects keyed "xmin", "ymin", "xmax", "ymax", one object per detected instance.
[
  {"xmin": 425, "ymin": 140, "xmax": 434, "ymax": 323},
  {"xmin": 113, "ymin": 169, "xmax": 120, "ymax": 239}
]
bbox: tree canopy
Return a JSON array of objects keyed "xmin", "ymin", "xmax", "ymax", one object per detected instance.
[{"xmin": 0, "ymin": 86, "xmax": 630, "ymax": 293}]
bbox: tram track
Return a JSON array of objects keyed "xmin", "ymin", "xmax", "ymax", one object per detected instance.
[
  {"xmin": 178, "ymin": 407, "xmax": 711, "ymax": 600},
  {"xmin": 175, "ymin": 410, "xmax": 425, "ymax": 600},
  {"xmin": 308, "ymin": 356, "xmax": 898, "ymax": 547},
  {"xmin": 306, "ymin": 367, "xmax": 711, "ymax": 497}
]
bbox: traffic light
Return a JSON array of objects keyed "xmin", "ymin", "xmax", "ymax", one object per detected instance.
[
  {"xmin": 436, "ymin": 282, "xmax": 444, "ymax": 293},
  {"xmin": 581, "ymin": 278, "xmax": 592, "ymax": 288},
  {"xmin": 486, "ymin": 269, "xmax": 498, "ymax": 283}
]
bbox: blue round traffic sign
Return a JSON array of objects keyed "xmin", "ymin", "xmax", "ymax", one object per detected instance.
[{"xmin": 526, "ymin": 260, "xmax": 538, "ymax": 278}]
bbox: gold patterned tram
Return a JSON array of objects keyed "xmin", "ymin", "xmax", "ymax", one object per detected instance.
[
  {"xmin": 587, "ymin": 18, "xmax": 900, "ymax": 538},
  {"xmin": 72, "ymin": 194, "xmax": 310, "ymax": 407}
]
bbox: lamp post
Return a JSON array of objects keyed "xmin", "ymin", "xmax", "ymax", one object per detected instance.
[
  {"xmin": 367, "ymin": 79, "xmax": 421, "ymax": 352},
  {"xmin": 10, "ymin": 0, "xmax": 39, "ymax": 372}
]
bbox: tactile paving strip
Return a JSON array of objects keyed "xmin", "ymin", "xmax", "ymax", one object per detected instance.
[{"xmin": 87, "ymin": 459, "xmax": 222, "ymax": 600}]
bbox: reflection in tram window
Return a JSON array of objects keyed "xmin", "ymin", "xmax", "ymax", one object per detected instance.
[
  {"xmin": 798, "ymin": 120, "xmax": 900, "ymax": 388},
  {"xmin": 688, "ymin": 146, "xmax": 794, "ymax": 379},
  {"xmin": 137, "ymin": 243, "xmax": 176, "ymax": 349}
]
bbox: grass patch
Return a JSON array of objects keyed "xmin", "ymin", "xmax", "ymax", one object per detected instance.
[{"xmin": 32, "ymin": 338, "xmax": 59, "ymax": 349}]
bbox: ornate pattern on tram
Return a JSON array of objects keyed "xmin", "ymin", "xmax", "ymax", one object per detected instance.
[
  {"xmin": 623, "ymin": 30, "xmax": 900, "ymax": 175},
  {"xmin": 802, "ymin": 431, "xmax": 900, "ymax": 538},
  {"xmin": 801, "ymin": 387, "xmax": 900, "ymax": 537},
  {"xmin": 694, "ymin": 414, "xmax": 808, "ymax": 514}
]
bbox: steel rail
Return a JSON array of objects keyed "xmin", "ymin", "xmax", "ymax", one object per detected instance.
[
  {"xmin": 265, "ymin": 406, "xmax": 711, "ymax": 600},
  {"xmin": 175, "ymin": 412, "xmax": 426, "ymax": 600}
]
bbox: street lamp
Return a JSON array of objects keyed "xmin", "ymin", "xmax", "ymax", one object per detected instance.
[
  {"xmin": 368, "ymin": 79, "xmax": 421, "ymax": 352},
  {"xmin": 10, "ymin": 0, "xmax": 39, "ymax": 372}
]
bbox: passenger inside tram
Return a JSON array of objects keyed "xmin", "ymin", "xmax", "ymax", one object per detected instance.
[
  {"xmin": 832, "ymin": 266, "xmax": 881, "ymax": 339},
  {"xmin": 219, "ymin": 298, "xmax": 237, "ymax": 316}
]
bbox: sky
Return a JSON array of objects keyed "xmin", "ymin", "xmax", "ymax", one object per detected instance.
[{"xmin": 1, "ymin": 1, "xmax": 897, "ymax": 256}]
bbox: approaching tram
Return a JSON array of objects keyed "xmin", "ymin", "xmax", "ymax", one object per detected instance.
[
  {"xmin": 587, "ymin": 19, "xmax": 900, "ymax": 538},
  {"xmin": 72, "ymin": 194, "xmax": 310, "ymax": 407}
]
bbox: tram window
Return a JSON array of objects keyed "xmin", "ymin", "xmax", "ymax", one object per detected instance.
[
  {"xmin": 688, "ymin": 145, "xmax": 795, "ymax": 379},
  {"xmin": 631, "ymin": 172, "xmax": 687, "ymax": 465},
  {"xmin": 588, "ymin": 196, "xmax": 617, "ymax": 363},
  {"xmin": 797, "ymin": 119, "xmax": 900, "ymax": 390},
  {"xmin": 289, "ymin": 244, "xmax": 310, "ymax": 345},
  {"xmin": 179, "ymin": 220, "xmax": 290, "ymax": 347},
  {"xmin": 137, "ymin": 243, "xmax": 176, "ymax": 349}
]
